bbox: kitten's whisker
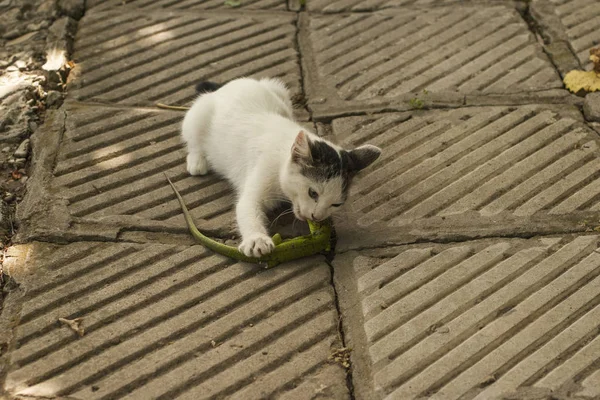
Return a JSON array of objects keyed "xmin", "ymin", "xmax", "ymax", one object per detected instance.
[
  {"xmin": 264, "ymin": 198, "xmax": 292, "ymax": 204},
  {"xmin": 270, "ymin": 209, "xmax": 294, "ymax": 227}
]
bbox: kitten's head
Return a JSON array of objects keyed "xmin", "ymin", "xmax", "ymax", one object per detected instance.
[{"xmin": 280, "ymin": 131, "xmax": 381, "ymax": 222}]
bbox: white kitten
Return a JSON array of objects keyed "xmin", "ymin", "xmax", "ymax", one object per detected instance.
[{"xmin": 181, "ymin": 77, "xmax": 381, "ymax": 258}]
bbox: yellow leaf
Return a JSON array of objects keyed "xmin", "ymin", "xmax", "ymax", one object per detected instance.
[{"xmin": 563, "ymin": 70, "xmax": 600, "ymax": 94}]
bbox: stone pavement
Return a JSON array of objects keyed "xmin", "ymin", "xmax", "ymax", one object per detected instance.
[{"xmin": 1, "ymin": 0, "xmax": 600, "ymax": 399}]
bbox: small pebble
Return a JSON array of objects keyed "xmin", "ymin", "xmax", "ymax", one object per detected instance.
[
  {"xmin": 584, "ymin": 92, "xmax": 600, "ymax": 122},
  {"xmin": 46, "ymin": 90, "xmax": 63, "ymax": 108},
  {"xmin": 21, "ymin": 176, "xmax": 28, "ymax": 184},
  {"xmin": 3, "ymin": 193, "xmax": 15, "ymax": 202},
  {"xmin": 6, "ymin": 65, "xmax": 18, "ymax": 72},
  {"xmin": 14, "ymin": 158, "xmax": 26, "ymax": 168},
  {"xmin": 15, "ymin": 60, "xmax": 26, "ymax": 69},
  {"xmin": 2, "ymin": 147, "xmax": 11, "ymax": 153},
  {"xmin": 14, "ymin": 139, "xmax": 29, "ymax": 158}
]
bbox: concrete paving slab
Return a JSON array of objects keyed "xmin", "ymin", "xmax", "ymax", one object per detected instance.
[
  {"xmin": 300, "ymin": 6, "xmax": 563, "ymax": 117},
  {"xmin": 69, "ymin": 8, "xmax": 302, "ymax": 107},
  {"xmin": 87, "ymin": 0, "xmax": 288, "ymax": 11},
  {"xmin": 319, "ymin": 104, "xmax": 600, "ymax": 248},
  {"xmin": 1, "ymin": 241, "xmax": 348, "ymax": 399},
  {"xmin": 17, "ymin": 106, "xmax": 235, "ymax": 242},
  {"xmin": 299, "ymin": 0, "xmax": 511, "ymax": 13},
  {"xmin": 333, "ymin": 234, "xmax": 600, "ymax": 400},
  {"xmin": 544, "ymin": 0, "xmax": 600, "ymax": 71}
]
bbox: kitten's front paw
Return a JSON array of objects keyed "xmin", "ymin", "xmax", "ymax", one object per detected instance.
[{"xmin": 239, "ymin": 234, "xmax": 275, "ymax": 258}]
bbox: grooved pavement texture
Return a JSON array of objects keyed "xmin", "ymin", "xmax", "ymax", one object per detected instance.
[
  {"xmin": 87, "ymin": 0, "xmax": 288, "ymax": 11},
  {"xmin": 334, "ymin": 235, "xmax": 600, "ymax": 400},
  {"xmin": 302, "ymin": 6, "xmax": 563, "ymax": 115},
  {"xmin": 323, "ymin": 105, "xmax": 600, "ymax": 237},
  {"xmin": 549, "ymin": 0, "xmax": 600, "ymax": 70},
  {"xmin": 70, "ymin": 9, "xmax": 301, "ymax": 107},
  {"xmin": 2, "ymin": 0, "xmax": 597, "ymax": 399},
  {"xmin": 56, "ymin": 104, "xmax": 236, "ymax": 233},
  {"xmin": 303, "ymin": 0, "xmax": 508, "ymax": 13},
  {"xmin": 3, "ymin": 243, "xmax": 347, "ymax": 399}
]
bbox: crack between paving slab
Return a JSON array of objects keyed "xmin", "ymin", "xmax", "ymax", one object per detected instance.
[
  {"xmin": 292, "ymin": 10, "xmax": 310, "ymax": 120},
  {"xmin": 303, "ymin": 0, "xmax": 520, "ymax": 14},
  {"xmin": 517, "ymin": 3, "xmax": 548, "ymax": 46},
  {"xmin": 516, "ymin": 2, "xmax": 578, "ymax": 86},
  {"xmin": 311, "ymin": 97, "xmax": 580, "ymax": 123},
  {"xmin": 21, "ymin": 218, "xmax": 599, "ymax": 249},
  {"xmin": 336, "ymin": 226, "xmax": 600, "ymax": 254},
  {"xmin": 70, "ymin": 89, "xmax": 578, "ymax": 121},
  {"xmin": 325, "ymin": 259, "xmax": 356, "ymax": 400},
  {"xmin": 293, "ymin": 7, "xmax": 355, "ymax": 399}
]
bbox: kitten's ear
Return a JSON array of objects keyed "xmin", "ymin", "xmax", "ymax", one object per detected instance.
[
  {"xmin": 347, "ymin": 145, "xmax": 382, "ymax": 172},
  {"xmin": 291, "ymin": 131, "xmax": 311, "ymax": 164}
]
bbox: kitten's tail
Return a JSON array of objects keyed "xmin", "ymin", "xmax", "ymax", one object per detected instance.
[{"xmin": 195, "ymin": 81, "xmax": 222, "ymax": 94}]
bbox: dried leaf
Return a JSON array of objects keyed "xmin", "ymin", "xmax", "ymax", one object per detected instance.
[
  {"xmin": 58, "ymin": 317, "xmax": 85, "ymax": 337},
  {"xmin": 329, "ymin": 347, "xmax": 352, "ymax": 369},
  {"xmin": 564, "ymin": 47, "xmax": 600, "ymax": 94},
  {"xmin": 11, "ymin": 170, "xmax": 22, "ymax": 180},
  {"xmin": 564, "ymin": 70, "xmax": 600, "ymax": 94},
  {"xmin": 590, "ymin": 46, "xmax": 600, "ymax": 73}
]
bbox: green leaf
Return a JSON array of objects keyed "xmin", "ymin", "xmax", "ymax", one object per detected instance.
[{"xmin": 224, "ymin": 0, "xmax": 241, "ymax": 7}]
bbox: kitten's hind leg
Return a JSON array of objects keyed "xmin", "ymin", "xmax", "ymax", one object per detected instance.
[{"xmin": 181, "ymin": 94, "xmax": 214, "ymax": 176}]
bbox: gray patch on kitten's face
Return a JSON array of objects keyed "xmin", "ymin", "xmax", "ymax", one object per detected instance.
[
  {"xmin": 286, "ymin": 132, "xmax": 382, "ymax": 221},
  {"xmin": 300, "ymin": 139, "xmax": 352, "ymax": 202}
]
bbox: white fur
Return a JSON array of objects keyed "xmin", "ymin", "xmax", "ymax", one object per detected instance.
[{"xmin": 181, "ymin": 77, "xmax": 377, "ymax": 257}]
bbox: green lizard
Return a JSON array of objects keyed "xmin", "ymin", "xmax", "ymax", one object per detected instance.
[{"xmin": 167, "ymin": 176, "xmax": 334, "ymax": 268}]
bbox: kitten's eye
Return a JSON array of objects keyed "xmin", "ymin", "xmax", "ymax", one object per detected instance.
[
  {"xmin": 332, "ymin": 203, "xmax": 343, "ymax": 208},
  {"xmin": 308, "ymin": 188, "xmax": 319, "ymax": 201}
]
